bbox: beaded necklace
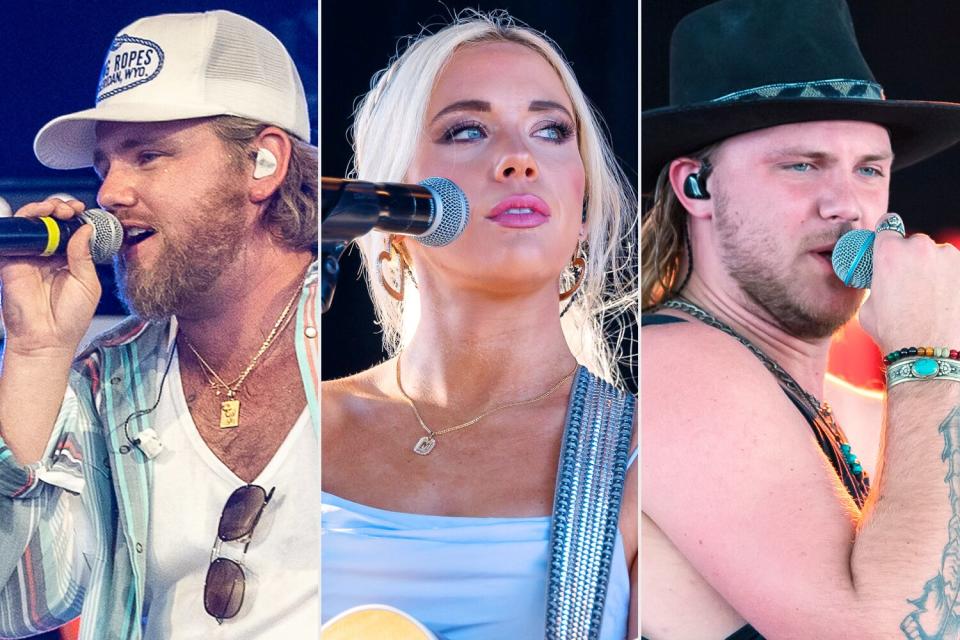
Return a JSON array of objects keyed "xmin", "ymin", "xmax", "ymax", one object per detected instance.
[{"xmin": 662, "ymin": 297, "xmax": 871, "ymax": 508}]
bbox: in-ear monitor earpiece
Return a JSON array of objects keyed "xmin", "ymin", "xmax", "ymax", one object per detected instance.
[
  {"xmin": 682, "ymin": 159, "xmax": 713, "ymax": 200},
  {"xmin": 253, "ymin": 147, "xmax": 278, "ymax": 179}
]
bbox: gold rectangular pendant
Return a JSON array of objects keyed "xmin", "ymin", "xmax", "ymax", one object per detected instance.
[{"xmin": 220, "ymin": 399, "xmax": 240, "ymax": 428}]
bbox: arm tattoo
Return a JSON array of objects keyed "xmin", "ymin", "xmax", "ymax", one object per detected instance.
[{"xmin": 901, "ymin": 406, "xmax": 960, "ymax": 639}]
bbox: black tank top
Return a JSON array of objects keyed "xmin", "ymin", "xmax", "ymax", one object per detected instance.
[{"xmin": 641, "ymin": 313, "xmax": 869, "ymax": 640}]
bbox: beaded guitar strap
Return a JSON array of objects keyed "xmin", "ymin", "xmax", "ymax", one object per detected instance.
[{"xmin": 545, "ymin": 366, "xmax": 635, "ymax": 640}]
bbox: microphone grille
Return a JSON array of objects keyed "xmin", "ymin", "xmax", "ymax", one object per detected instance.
[
  {"xmin": 78, "ymin": 209, "xmax": 124, "ymax": 264},
  {"xmin": 417, "ymin": 177, "xmax": 470, "ymax": 247},
  {"xmin": 831, "ymin": 229, "xmax": 874, "ymax": 289}
]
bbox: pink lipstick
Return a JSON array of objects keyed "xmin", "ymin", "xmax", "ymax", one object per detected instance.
[{"xmin": 486, "ymin": 194, "xmax": 551, "ymax": 229}]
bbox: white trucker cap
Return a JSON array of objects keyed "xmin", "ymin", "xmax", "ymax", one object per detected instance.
[{"xmin": 34, "ymin": 10, "xmax": 310, "ymax": 169}]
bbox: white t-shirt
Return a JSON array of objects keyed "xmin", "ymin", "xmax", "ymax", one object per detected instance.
[{"xmin": 143, "ymin": 348, "xmax": 318, "ymax": 639}]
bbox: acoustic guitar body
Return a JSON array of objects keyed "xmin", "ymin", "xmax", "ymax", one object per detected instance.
[{"xmin": 321, "ymin": 604, "xmax": 439, "ymax": 640}]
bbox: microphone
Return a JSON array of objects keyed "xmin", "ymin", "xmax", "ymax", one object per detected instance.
[
  {"xmin": 321, "ymin": 177, "xmax": 469, "ymax": 247},
  {"xmin": 0, "ymin": 209, "xmax": 123, "ymax": 264},
  {"xmin": 832, "ymin": 229, "xmax": 875, "ymax": 288}
]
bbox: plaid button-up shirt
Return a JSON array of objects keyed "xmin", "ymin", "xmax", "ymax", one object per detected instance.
[{"xmin": 0, "ymin": 262, "xmax": 318, "ymax": 639}]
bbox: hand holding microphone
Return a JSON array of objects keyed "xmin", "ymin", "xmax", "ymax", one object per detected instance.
[
  {"xmin": 0, "ymin": 197, "xmax": 120, "ymax": 357},
  {"xmin": 833, "ymin": 213, "xmax": 960, "ymax": 352},
  {"xmin": 0, "ymin": 209, "xmax": 122, "ymax": 263},
  {"xmin": 831, "ymin": 213, "xmax": 907, "ymax": 288}
]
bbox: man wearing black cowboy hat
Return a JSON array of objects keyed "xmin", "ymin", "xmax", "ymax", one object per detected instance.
[{"xmin": 642, "ymin": 1, "xmax": 960, "ymax": 639}]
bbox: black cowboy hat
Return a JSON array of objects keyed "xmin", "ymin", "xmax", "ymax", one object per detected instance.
[{"xmin": 641, "ymin": 0, "xmax": 960, "ymax": 193}]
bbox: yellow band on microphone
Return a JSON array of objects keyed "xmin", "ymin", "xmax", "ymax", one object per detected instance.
[{"xmin": 39, "ymin": 217, "xmax": 60, "ymax": 257}]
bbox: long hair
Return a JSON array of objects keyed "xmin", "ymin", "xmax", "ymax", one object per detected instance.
[
  {"xmin": 350, "ymin": 10, "xmax": 636, "ymax": 387},
  {"xmin": 210, "ymin": 115, "xmax": 318, "ymax": 253},
  {"xmin": 641, "ymin": 144, "xmax": 715, "ymax": 310}
]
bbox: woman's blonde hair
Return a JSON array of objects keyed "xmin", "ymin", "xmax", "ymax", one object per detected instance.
[{"xmin": 350, "ymin": 10, "xmax": 636, "ymax": 387}]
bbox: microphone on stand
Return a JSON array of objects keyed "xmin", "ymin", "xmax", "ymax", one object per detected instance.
[
  {"xmin": 320, "ymin": 176, "xmax": 470, "ymax": 313},
  {"xmin": 322, "ymin": 177, "xmax": 469, "ymax": 247}
]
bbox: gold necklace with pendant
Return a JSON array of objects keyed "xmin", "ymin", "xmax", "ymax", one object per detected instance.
[
  {"xmin": 186, "ymin": 283, "xmax": 300, "ymax": 428},
  {"xmin": 395, "ymin": 355, "xmax": 578, "ymax": 455}
]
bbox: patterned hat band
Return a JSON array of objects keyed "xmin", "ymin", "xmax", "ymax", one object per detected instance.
[{"xmin": 713, "ymin": 78, "xmax": 886, "ymax": 103}]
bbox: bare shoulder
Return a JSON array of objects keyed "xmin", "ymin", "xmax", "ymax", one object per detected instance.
[
  {"xmin": 321, "ymin": 360, "xmax": 403, "ymax": 496},
  {"xmin": 321, "ymin": 361, "xmax": 393, "ymax": 428},
  {"xmin": 642, "ymin": 315, "xmax": 785, "ymax": 419},
  {"xmin": 642, "ymin": 319, "xmax": 865, "ymax": 635},
  {"xmin": 641, "ymin": 318, "xmax": 810, "ymax": 488}
]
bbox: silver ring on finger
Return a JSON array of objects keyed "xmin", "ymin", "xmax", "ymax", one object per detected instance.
[{"xmin": 876, "ymin": 213, "xmax": 906, "ymax": 238}]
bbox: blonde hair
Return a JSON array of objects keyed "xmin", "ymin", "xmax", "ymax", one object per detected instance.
[
  {"xmin": 350, "ymin": 10, "xmax": 636, "ymax": 386},
  {"xmin": 210, "ymin": 115, "xmax": 318, "ymax": 252}
]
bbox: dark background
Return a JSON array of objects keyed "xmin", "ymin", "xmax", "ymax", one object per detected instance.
[
  {"xmin": 642, "ymin": 1, "xmax": 960, "ymax": 236},
  {"xmin": 321, "ymin": 0, "xmax": 639, "ymax": 382},
  {"xmin": 0, "ymin": 1, "xmax": 317, "ymax": 318}
]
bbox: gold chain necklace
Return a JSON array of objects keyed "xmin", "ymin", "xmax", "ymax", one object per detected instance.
[
  {"xmin": 395, "ymin": 356, "xmax": 578, "ymax": 455},
  {"xmin": 186, "ymin": 283, "xmax": 301, "ymax": 429}
]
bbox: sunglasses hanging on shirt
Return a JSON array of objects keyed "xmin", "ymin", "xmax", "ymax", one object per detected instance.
[{"xmin": 203, "ymin": 484, "xmax": 275, "ymax": 623}]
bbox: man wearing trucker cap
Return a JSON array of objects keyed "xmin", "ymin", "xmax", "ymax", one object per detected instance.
[{"xmin": 0, "ymin": 10, "xmax": 317, "ymax": 638}]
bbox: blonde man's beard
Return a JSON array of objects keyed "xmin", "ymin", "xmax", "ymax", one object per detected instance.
[{"xmin": 115, "ymin": 184, "xmax": 248, "ymax": 320}]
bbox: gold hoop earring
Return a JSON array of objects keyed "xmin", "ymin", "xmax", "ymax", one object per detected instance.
[
  {"xmin": 559, "ymin": 241, "xmax": 586, "ymax": 301},
  {"xmin": 377, "ymin": 238, "xmax": 410, "ymax": 301}
]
